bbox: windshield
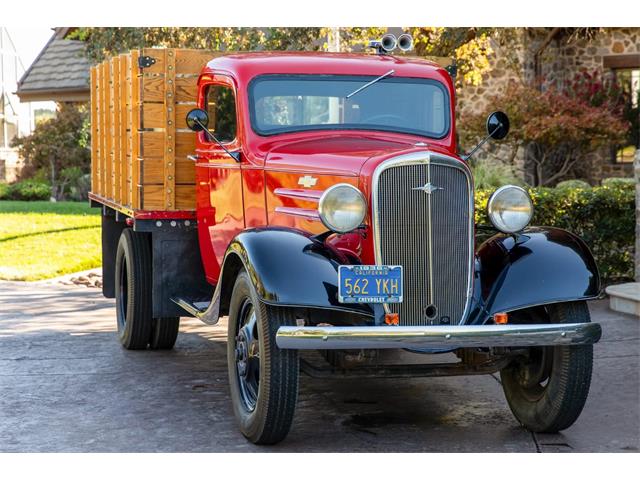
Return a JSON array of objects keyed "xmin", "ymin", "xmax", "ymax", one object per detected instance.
[{"xmin": 248, "ymin": 74, "xmax": 450, "ymax": 138}]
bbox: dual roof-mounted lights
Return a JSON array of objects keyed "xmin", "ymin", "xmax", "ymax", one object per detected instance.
[{"xmin": 369, "ymin": 33, "xmax": 413, "ymax": 55}]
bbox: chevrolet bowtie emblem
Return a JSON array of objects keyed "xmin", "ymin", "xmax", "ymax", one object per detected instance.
[
  {"xmin": 412, "ymin": 182, "xmax": 444, "ymax": 194},
  {"xmin": 298, "ymin": 175, "xmax": 318, "ymax": 188}
]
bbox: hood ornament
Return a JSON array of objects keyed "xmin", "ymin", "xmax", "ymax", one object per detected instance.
[{"xmin": 412, "ymin": 182, "xmax": 443, "ymax": 194}]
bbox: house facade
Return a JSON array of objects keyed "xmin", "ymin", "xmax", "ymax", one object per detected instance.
[
  {"xmin": 0, "ymin": 28, "xmax": 33, "ymax": 182},
  {"xmin": 458, "ymin": 27, "xmax": 640, "ymax": 185}
]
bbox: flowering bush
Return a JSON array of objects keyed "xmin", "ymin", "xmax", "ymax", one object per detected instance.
[{"xmin": 459, "ymin": 81, "xmax": 629, "ymax": 186}]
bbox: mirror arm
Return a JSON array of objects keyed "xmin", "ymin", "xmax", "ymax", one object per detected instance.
[
  {"xmin": 193, "ymin": 118, "xmax": 241, "ymax": 163},
  {"xmin": 462, "ymin": 124, "xmax": 500, "ymax": 161}
]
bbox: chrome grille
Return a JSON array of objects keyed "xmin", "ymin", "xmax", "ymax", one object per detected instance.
[{"xmin": 373, "ymin": 154, "xmax": 473, "ymax": 326}]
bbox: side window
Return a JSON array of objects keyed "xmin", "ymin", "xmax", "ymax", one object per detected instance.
[{"xmin": 204, "ymin": 84, "xmax": 237, "ymax": 144}]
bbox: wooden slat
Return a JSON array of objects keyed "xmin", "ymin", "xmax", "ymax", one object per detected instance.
[
  {"xmin": 130, "ymin": 50, "xmax": 141, "ymax": 209},
  {"xmin": 118, "ymin": 55, "xmax": 128, "ymax": 206},
  {"xmin": 164, "ymin": 49, "xmax": 177, "ymax": 209},
  {"xmin": 99, "ymin": 62, "xmax": 108, "ymax": 198},
  {"xmin": 140, "ymin": 131, "xmax": 197, "ymax": 160},
  {"xmin": 111, "ymin": 57, "xmax": 121, "ymax": 203},
  {"xmin": 106, "ymin": 60, "xmax": 114, "ymax": 200},
  {"xmin": 175, "ymin": 49, "xmax": 218, "ymax": 74},
  {"xmin": 141, "ymin": 184, "xmax": 195, "ymax": 210},
  {"xmin": 90, "ymin": 67, "xmax": 98, "ymax": 194},
  {"xmin": 175, "ymin": 76, "xmax": 199, "ymax": 102},
  {"xmin": 141, "ymin": 103, "xmax": 193, "ymax": 129},
  {"xmin": 123, "ymin": 55, "xmax": 132, "ymax": 206},
  {"xmin": 141, "ymin": 75, "xmax": 199, "ymax": 103},
  {"xmin": 140, "ymin": 75, "xmax": 165, "ymax": 103},
  {"xmin": 139, "ymin": 157, "xmax": 195, "ymax": 185},
  {"xmin": 140, "ymin": 48, "xmax": 215, "ymax": 75}
]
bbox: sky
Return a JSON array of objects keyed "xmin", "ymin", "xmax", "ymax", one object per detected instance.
[
  {"xmin": 5, "ymin": 27, "xmax": 56, "ymax": 71},
  {"xmin": 4, "ymin": 27, "xmax": 58, "ymax": 115}
]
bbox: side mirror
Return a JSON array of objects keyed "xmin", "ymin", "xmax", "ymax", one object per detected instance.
[
  {"xmin": 186, "ymin": 108, "xmax": 209, "ymax": 131},
  {"xmin": 486, "ymin": 111, "xmax": 510, "ymax": 140}
]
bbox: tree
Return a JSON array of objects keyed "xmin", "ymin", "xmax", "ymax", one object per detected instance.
[
  {"xmin": 458, "ymin": 81, "xmax": 629, "ymax": 186},
  {"xmin": 408, "ymin": 27, "xmax": 499, "ymax": 86},
  {"xmin": 11, "ymin": 103, "xmax": 90, "ymax": 200},
  {"xmin": 69, "ymin": 27, "xmax": 388, "ymax": 63}
]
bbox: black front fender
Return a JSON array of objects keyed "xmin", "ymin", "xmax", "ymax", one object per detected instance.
[
  {"xmin": 468, "ymin": 227, "xmax": 600, "ymax": 323},
  {"xmin": 224, "ymin": 227, "xmax": 373, "ymax": 316}
]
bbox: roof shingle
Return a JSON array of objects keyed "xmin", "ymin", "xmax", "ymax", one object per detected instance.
[{"xmin": 17, "ymin": 36, "xmax": 90, "ymax": 101}]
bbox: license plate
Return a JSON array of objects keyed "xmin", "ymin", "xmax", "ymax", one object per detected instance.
[{"xmin": 338, "ymin": 265, "xmax": 403, "ymax": 304}]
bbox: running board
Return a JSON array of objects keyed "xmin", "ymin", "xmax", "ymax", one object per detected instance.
[{"xmin": 171, "ymin": 294, "xmax": 221, "ymax": 325}]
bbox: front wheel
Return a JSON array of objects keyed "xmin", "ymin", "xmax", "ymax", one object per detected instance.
[
  {"xmin": 500, "ymin": 301, "xmax": 594, "ymax": 433},
  {"xmin": 227, "ymin": 270, "xmax": 299, "ymax": 445}
]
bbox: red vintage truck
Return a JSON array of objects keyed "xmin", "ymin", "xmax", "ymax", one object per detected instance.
[{"xmin": 90, "ymin": 35, "xmax": 602, "ymax": 445}]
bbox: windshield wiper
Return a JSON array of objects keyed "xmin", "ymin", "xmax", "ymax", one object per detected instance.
[{"xmin": 345, "ymin": 69, "xmax": 395, "ymax": 99}]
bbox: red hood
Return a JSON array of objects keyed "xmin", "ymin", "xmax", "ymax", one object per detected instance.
[{"xmin": 264, "ymin": 133, "xmax": 422, "ymax": 176}]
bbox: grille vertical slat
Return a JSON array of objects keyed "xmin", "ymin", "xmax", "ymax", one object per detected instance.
[{"xmin": 374, "ymin": 157, "xmax": 472, "ymax": 326}]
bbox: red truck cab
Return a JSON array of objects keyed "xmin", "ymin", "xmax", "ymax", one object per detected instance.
[
  {"xmin": 100, "ymin": 40, "xmax": 601, "ymax": 445},
  {"xmin": 193, "ymin": 52, "xmax": 457, "ymax": 281}
]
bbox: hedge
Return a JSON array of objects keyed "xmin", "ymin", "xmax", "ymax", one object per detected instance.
[
  {"xmin": 0, "ymin": 179, "xmax": 51, "ymax": 201},
  {"xmin": 475, "ymin": 183, "xmax": 635, "ymax": 284}
]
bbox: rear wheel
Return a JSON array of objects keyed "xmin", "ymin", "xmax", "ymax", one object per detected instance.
[
  {"xmin": 227, "ymin": 270, "xmax": 299, "ymax": 445},
  {"xmin": 115, "ymin": 228, "xmax": 153, "ymax": 350},
  {"xmin": 149, "ymin": 317, "xmax": 180, "ymax": 350},
  {"xmin": 500, "ymin": 301, "xmax": 594, "ymax": 433}
]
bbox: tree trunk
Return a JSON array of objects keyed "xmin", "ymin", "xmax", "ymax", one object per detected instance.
[
  {"xmin": 49, "ymin": 156, "xmax": 57, "ymax": 202},
  {"xmin": 327, "ymin": 28, "xmax": 341, "ymax": 53}
]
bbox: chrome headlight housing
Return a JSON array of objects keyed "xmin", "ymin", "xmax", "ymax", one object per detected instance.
[
  {"xmin": 318, "ymin": 183, "xmax": 367, "ymax": 233},
  {"xmin": 487, "ymin": 185, "xmax": 533, "ymax": 233}
]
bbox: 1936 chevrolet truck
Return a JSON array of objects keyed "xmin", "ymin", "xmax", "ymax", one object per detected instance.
[{"xmin": 89, "ymin": 34, "xmax": 602, "ymax": 445}]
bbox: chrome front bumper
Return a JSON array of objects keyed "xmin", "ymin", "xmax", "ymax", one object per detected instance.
[{"xmin": 275, "ymin": 322, "xmax": 602, "ymax": 350}]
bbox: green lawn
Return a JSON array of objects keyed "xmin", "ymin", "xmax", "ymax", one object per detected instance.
[{"xmin": 0, "ymin": 201, "xmax": 101, "ymax": 281}]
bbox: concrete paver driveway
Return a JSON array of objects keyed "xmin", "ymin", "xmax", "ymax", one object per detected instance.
[{"xmin": 0, "ymin": 282, "xmax": 638, "ymax": 452}]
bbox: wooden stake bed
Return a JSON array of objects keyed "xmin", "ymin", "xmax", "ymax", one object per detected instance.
[{"xmin": 90, "ymin": 48, "xmax": 216, "ymax": 215}]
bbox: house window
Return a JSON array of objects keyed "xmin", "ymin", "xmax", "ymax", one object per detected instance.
[
  {"xmin": 204, "ymin": 84, "xmax": 237, "ymax": 144},
  {"xmin": 613, "ymin": 67, "xmax": 640, "ymax": 163}
]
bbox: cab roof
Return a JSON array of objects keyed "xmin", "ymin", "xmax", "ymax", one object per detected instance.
[{"xmin": 204, "ymin": 52, "xmax": 453, "ymax": 85}]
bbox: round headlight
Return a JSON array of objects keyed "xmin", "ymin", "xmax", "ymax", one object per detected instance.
[
  {"xmin": 487, "ymin": 185, "xmax": 533, "ymax": 233},
  {"xmin": 318, "ymin": 184, "xmax": 367, "ymax": 233}
]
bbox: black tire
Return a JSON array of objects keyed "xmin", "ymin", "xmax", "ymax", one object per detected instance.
[
  {"xmin": 500, "ymin": 301, "xmax": 594, "ymax": 433},
  {"xmin": 149, "ymin": 317, "xmax": 180, "ymax": 350},
  {"xmin": 115, "ymin": 228, "xmax": 153, "ymax": 350},
  {"xmin": 227, "ymin": 270, "xmax": 299, "ymax": 445}
]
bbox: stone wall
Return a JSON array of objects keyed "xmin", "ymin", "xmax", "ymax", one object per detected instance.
[
  {"xmin": 533, "ymin": 28, "xmax": 637, "ymax": 184},
  {"xmin": 456, "ymin": 36, "xmax": 527, "ymax": 178},
  {"xmin": 457, "ymin": 28, "xmax": 639, "ymax": 185}
]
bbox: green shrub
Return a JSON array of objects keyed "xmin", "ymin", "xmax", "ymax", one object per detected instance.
[
  {"xmin": 0, "ymin": 182, "xmax": 8, "ymax": 200},
  {"xmin": 555, "ymin": 179, "xmax": 591, "ymax": 190},
  {"xmin": 602, "ymin": 177, "xmax": 635, "ymax": 188},
  {"xmin": 472, "ymin": 161, "xmax": 522, "ymax": 190},
  {"xmin": 475, "ymin": 183, "xmax": 635, "ymax": 284},
  {"xmin": 4, "ymin": 179, "xmax": 52, "ymax": 201}
]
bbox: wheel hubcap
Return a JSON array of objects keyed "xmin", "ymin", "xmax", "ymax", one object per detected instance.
[
  {"xmin": 235, "ymin": 299, "xmax": 260, "ymax": 411},
  {"xmin": 514, "ymin": 346, "xmax": 553, "ymax": 400}
]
